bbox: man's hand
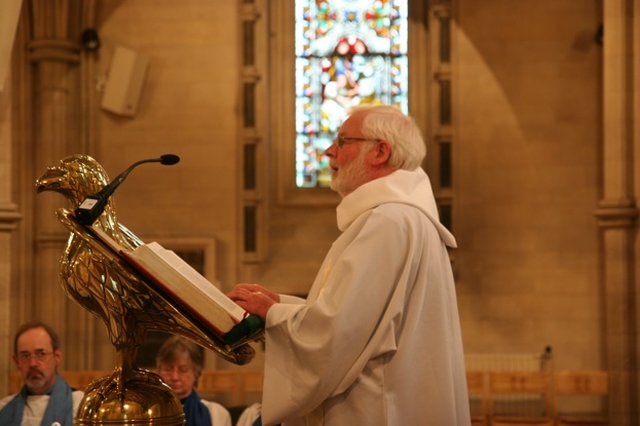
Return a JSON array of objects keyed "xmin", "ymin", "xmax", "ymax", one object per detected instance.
[{"xmin": 228, "ymin": 284, "xmax": 279, "ymax": 321}]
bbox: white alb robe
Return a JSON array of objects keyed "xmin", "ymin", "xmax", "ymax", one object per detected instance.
[
  {"xmin": 261, "ymin": 168, "xmax": 470, "ymax": 426},
  {"xmin": 200, "ymin": 399, "xmax": 232, "ymax": 426}
]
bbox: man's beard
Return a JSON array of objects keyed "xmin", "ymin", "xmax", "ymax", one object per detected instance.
[
  {"xmin": 25, "ymin": 368, "xmax": 47, "ymax": 390},
  {"xmin": 330, "ymin": 148, "xmax": 369, "ymax": 197}
]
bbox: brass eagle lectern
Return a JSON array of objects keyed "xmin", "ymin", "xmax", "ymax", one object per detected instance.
[{"xmin": 36, "ymin": 154, "xmax": 260, "ymax": 426}]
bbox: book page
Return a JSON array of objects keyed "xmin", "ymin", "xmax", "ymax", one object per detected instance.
[
  {"xmin": 144, "ymin": 242, "xmax": 245, "ymax": 322},
  {"xmin": 89, "ymin": 224, "xmax": 126, "ymax": 252},
  {"xmin": 82, "ymin": 221, "xmax": 261, "ymax": 341},
  {"xmin": 122, "ymin": 247, "xmax": 234, "ymax": 335}
]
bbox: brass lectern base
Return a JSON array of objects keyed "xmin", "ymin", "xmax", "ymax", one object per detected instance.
[{"xmin": 75, "ymin": 368, "xmax": 185, "ymax": 426}]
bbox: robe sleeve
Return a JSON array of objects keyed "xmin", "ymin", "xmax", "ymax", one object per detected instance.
[
  {"xmin": 261, "ymin": 206, "xmax": 426, "ymax": 423},
  {"xmin": 278, "ymin": 294, "xmax": 305, "ymax": 304}
]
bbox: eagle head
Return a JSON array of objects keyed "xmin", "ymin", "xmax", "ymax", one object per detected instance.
[{"xmin": 36, "ymin": 154, "xmax": 110, "ymax": 207}]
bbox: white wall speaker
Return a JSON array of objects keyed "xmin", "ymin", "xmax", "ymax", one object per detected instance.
[{"xmin": 101, "ymin": 46, "xmax": 149, "ymax": 117}]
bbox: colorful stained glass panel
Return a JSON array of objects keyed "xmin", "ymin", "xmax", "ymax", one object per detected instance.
[{"xmin": 295, "ymin": 0, "xmax": 409, "ymax": 188}]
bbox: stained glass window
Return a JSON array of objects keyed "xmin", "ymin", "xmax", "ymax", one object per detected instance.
[{"xmin": 295, "ymin": 0, "xmax": 409, "ymax": 188}]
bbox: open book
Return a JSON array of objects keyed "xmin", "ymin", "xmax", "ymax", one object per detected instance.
[{"xmin": 87, "ymin": 225, "xmax": 263, "ymax": 346}]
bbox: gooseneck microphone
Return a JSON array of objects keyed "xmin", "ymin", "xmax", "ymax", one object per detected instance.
[{"xmin": 75, "ymin": 154, "xmax": 180, "ymax": 225}]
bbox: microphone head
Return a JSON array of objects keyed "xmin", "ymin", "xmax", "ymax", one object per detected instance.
[{"xmin": 160, "ymin": 154, "xmax": 180, "ymax": 165}]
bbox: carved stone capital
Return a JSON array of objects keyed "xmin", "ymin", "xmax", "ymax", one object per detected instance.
[
  {"xmin": 25, "ymin": 0, "xmax": 83, "ymax": 64},
  {"xmin": 594, "ymin": 199, "xmax": 638, "ymax": 228},
  {"xmin": 0, "ymin": 202, "xmax": 23, "ymax": 231},
  {"xmin": 28, "ymin": 38, "xmax": 80, "ymax": 63}
]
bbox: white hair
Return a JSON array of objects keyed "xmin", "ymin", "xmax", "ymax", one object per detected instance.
[{"xmin": 349, "ymin": 104, "xmax": 426, "ymax": 170}]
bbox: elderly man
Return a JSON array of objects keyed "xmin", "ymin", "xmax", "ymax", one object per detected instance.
[
  {"xmin": 229, "ymin": 105, "xmax": 470, "ymax": 425},
  {"xmin": 0, "ymin": 321, "xmax": 84, "ymax": 426}
]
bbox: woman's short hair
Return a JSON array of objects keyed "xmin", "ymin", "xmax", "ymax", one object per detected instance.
[
  {"xmin": 351, "ymin": 104, "xmax": 426, "ymax": 170},
  {"xmin": 156, "ymin": 335, "xmax": 204, "ymax": 381}
]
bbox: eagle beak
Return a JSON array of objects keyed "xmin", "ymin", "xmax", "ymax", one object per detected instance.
[{"xmin": 35, "ymin": 167, "xmax": 65, "ymax": 193}]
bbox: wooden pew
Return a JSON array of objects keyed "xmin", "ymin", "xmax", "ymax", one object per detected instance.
[
  {"xmin": 7, "ymin": 368, "xmax": 609, "ymax": 426},
  {"xmin": 8, "ymin": 370, "xmax": 112, "ymax": 394},
  {"xmin": 8, "ymin": 369, "xmax": 261, "ymax": 407}
]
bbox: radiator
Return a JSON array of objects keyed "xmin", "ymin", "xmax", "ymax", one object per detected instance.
[
  {"xmin": 465, "ymin": 347, "xmax": 553, "ymax": 417},
  {"xmin": 465, "ymin": 347, "xmax": 553, "ymax": 372}
]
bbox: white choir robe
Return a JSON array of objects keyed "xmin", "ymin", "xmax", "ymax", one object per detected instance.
[{"xmin": 260, "ymin": 168, "xmax": 471, "ymax": 426}]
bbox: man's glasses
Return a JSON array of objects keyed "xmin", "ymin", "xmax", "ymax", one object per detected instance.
[
  {"xmin": 334, "ymin": 134, "xmax": 381, "ymax": 148},
  {"xmin": 16, "ymin": 350, "xmax": 53, "ymax": 364}
]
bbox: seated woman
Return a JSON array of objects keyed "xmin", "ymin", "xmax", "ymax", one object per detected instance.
[{"xmin": 156, "ymin": 335, "xmax": 232, "ymax": 426}]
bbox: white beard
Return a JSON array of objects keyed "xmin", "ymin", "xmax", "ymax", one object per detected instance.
[{"xmin": 330, "ymin": 148, "xmax": 369, "ymax": 197}]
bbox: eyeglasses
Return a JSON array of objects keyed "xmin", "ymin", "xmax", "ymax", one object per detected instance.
[
  {"xmin": 334, "ymin": 134, "xmax": 381, "ymax": 148},
  {"xmin": 16, "ymin": 350, "xmax": 53, "ymax": 364},
  {"xmin": 159, "ymin": 365, "xmax": 194, "ymax": 376}
]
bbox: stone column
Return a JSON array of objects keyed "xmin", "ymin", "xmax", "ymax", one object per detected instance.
[
  {"xmin": 595, "ymin": 0, "xmax": 639, "ymax": 424},
  {"xmin": 0, "ymin": 204, "xmax": 22, "ymax": 397},
  {"xmin": 632, "ymin": 0, "xmax": 640, "ymax": 417},
  {"xmin": 26, "ymin": 0, "xmax": 95, "ymax": 369}
]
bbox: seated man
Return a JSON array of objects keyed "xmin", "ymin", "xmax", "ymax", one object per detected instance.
[
  {"xmin": 156, "ymin": 335, "xmax": 231, "ymax": 426},
  {"xmin": 0, "ymin": 320, "xmax": 84, "ymax": 426}
]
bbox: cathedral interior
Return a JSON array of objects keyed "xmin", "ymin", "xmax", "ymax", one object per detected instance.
[{"xmin": 0, "ymin": 0, "xmax": 638, "ymax": 424}]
